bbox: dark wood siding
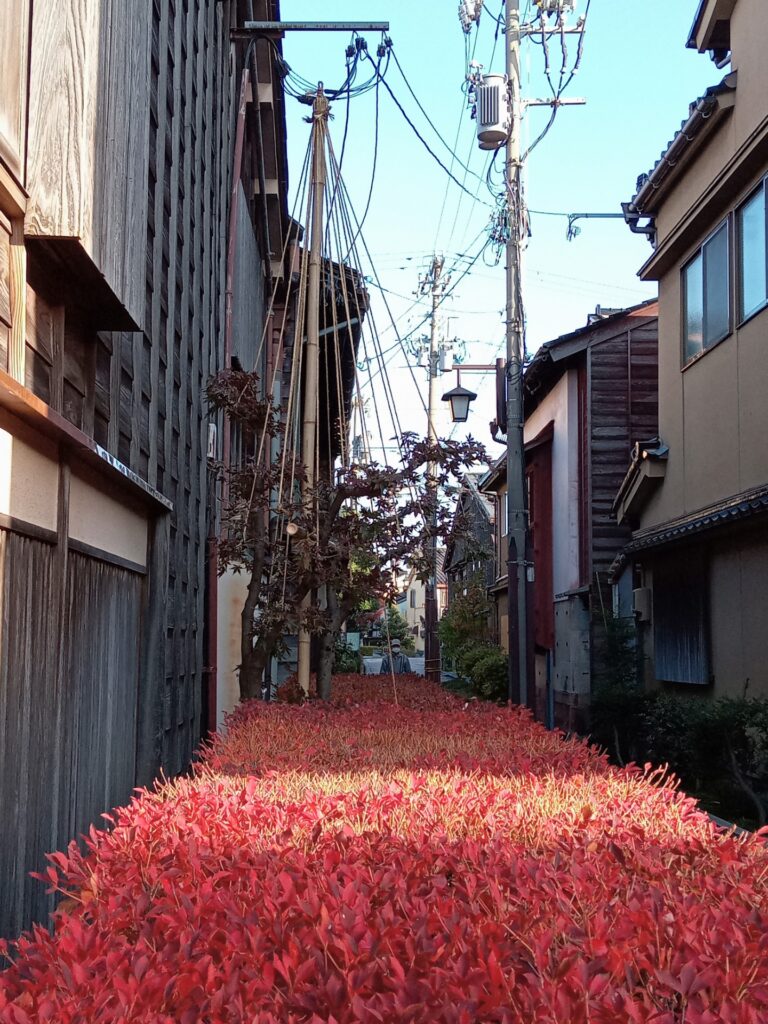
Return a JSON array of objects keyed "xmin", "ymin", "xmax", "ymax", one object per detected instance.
[
  {"xmin": 103, "ymin": 0, "xmax": 235, "ymax": 777},
  {"xmin": 0, "ymin": 531, "xmax": 141, "ymax": 938},
  {"xmin": 589, "ymin": 318, "xmax": 659, "ymax": 578},
  {"xmin": 528, "ymin": 439, "xmax": 554, "ymax": 650}
]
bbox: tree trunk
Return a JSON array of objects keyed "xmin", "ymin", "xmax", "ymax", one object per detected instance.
[
  {"xmin": 239, "ymin": 569, "xmax": 264, "ymax": 700},
  {"xmin": 239, "ymin": 645, "xmax": 268, "ymax": 701},
  {"xmin": 317, "ymin": 628, "xmax": 335, "ymax": 701}
]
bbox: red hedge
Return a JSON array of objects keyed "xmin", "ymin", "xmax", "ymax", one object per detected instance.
[{"xmin": 2, "ymin": 676, "xmax": 767, "ymax": 1022}]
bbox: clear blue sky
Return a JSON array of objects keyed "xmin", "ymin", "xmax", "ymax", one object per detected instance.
[{"xmin": 280, "ymin": 1, "xmax": 718, "ymax": 453}]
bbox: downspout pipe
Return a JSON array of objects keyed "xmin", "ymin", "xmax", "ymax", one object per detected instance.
[
  {"xmin": 247, "ymin": 0, "xmax": 273, "ymax": 292},
  {"xmin": 212, "ymin": 53, "xmax": 251, "ymax": 727},
  {"xmin": 224, "ymin": 61, "xmax": 251, "ymax": 461}
]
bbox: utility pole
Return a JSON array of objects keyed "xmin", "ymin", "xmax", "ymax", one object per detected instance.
[
  {"xmin": 423, "ymin": 254, "xmax": 445, "ymax": 684},
  {"xmin": 297, "ymin": 87, "xmax": 328, "ymax": 696},
  {"xmin": 504, "ymin": 0, "xmax": 531, "ymax": 709}
]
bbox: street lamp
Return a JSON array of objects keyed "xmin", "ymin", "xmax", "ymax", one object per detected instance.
[{"xmin": 441, "ymin": 384, "xmax": 477, "ymax": 423}]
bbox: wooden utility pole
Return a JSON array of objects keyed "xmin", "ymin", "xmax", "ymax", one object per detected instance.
[
  {"xmin": 424, "ymin": 254, "xmax": 444, "ymax": 684},
  {"xmin": 504, "ymin": 0, "xmax": 531, "ymax": 708},
  {"xmin": 297, "ymin": 87, "xmax": 328, "ymax": 696}
]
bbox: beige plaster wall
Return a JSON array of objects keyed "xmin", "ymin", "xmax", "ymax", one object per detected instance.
[
  {"xmin": 736, "ymin": 310, "xmax": 768, "ymax": 489},
  {"xmin": 216, "ymin": 567, "xmax": 249, "ymax": 728},
  {"xmin": 0, "ymin": 426, "xmax": 58, "ymax": 530},
  {"xmin": 497, "ymin": 591, "xmax": 509, "ymax": 654},
  {"xmin": 730, "ymin": 0, "xmax": 768, "ymax": 151},
  {"xmin": 525, "ymin": 369, "xmax": 581, "ymax": 595},
  {"xmin": 644, "ymin": 189, "xmax": 768, "ymax": 530},
  {"xmin": 708, "ymin": 533, "xmax": 768, "ymax": 698},
  {"xmin": 68, "ymin": 471, "xmax": 148, "ymax": 566},
  {"xmin": 655, "ymin": 120, "xmax": 736, "ymax": 243},
  {"xmin": 656, "ymin": 0, "xmax": 768, "ymax": 242}
]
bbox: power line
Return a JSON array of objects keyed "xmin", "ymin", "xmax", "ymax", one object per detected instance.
[
  {"xmin": 389, "ymin": 45, "xmax": 486, "ymax": 189},
  {"xmin": 366, "ymin": 51, "xmax": 494, "ymax": 210}
]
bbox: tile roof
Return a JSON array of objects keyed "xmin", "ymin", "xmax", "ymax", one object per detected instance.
[
  {"xmin": 610, "ymin": 482, "xmax": 768, "ymax": 579},
  {"xmin": 631, "ymin": 73, "xmax": 737, "ymax": 213}
]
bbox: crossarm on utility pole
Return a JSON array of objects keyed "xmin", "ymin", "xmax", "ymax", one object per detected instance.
[{"xmin": 234, "ymin": 21, "xmax": 390, "ymax": 38}]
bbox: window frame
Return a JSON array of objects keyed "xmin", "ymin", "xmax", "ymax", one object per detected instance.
[
  {"xmin": 681, "ymin": 216, "xmax": 732, "ymax": 368},
  {"xmin": 736, "ymin": 176, "xmax": 768, "ymax": 327}
]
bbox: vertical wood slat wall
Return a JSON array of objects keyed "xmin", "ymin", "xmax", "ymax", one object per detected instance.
[
  {"xmin": 0, "ymin": 0, "xmax": 290, "ymax": 936},
  {"xmin": 0, "ymin": 0, "xmax": 237, "ymax": 937},
  {"xmin": 111, "ymin": 0, "xmax": 234, "ymax": 777},
  {"xmin": 0, "ymin": 534, "xmax": 143, "ymax": 937}
]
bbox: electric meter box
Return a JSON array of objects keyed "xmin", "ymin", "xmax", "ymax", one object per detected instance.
[{"xmin": 476, "ymin": 74, "xmax": 510, "ymax": 151}]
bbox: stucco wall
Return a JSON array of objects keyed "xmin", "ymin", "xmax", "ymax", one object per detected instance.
[
  {"xmin": 643, "ymin": 296, "xmax": 768, "ymax": 530},
  {"xmin": 216, "ymin": 567, "xmax": 249, "ymax": 728},
  {"xmin": 69, "ymin": 471, "xmax": 148, "ymax": 567},
  {"xmin": 524, "ymin": 369, "xmax": 580, "ymax": 594},
  {"xmin": 642, "ymin": 0, "xmax": 768, "ymax": 531},
  {"xmin": 730, "ymin": 0, "xmax": 768, "ymax": 153},
  {"xmin": 643, "ymin": 184, "xmax": 768, "ymax": 531},
  {"xmin": 656, "ymin": 0, "xmax": 768, "ymax": 243},
  {"xmin": 709, "ymin": 532, "xmax": 768, "ymax": 698},
  {"xmin": 0, "ymin": 425, "xmax": 58, "ymax": 531}
]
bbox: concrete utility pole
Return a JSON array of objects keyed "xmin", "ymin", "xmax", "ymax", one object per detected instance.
[
  {"xmin": 504, "ymin": 0, "xmax": 531, "ymax": 708},
  {"xmin": 297, "ymin": 87, "xmax": 329, "ymax": 696},
  {"xmin": 423, "ymin": 254, "xmax": 445, "ymax": 684}
]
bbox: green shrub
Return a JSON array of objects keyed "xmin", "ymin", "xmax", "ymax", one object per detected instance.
[
  {"xmin": 469, "ymin": 648, "xmax": 508, "ymax": 701},
  {"xmin": 591, "ymin": 685, "xmax": 768, "ymax": 828},
  {"xmin": 333, "ymin": 641, "xmax": 361, "ymax": 674},
  {"xmin": 439, "ymin": 581, "xmax": 492, "ymax": 663},
  {"xmin": 453, "ymin": 641, "xmax": 508, "ymax": 703}
]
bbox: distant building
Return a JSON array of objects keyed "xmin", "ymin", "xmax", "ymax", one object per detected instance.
[
  {"xmin": 443, "ymin": 473, "xmax": 496, "ymax": 607},
  {"xmin": 403, "ymin": 551, "xmax": 448, "ymax": 654},
  {"xmin": 482, "ymin": 301, "xmax": 658, "ymax": 727},
  {"xmin": 616, "ymin": 0, "xmax": 768, "ymax": 699}
]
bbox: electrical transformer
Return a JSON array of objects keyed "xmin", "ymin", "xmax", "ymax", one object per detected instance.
[{"xmin": 476, "ymin": 74, "xmax": 510, "ymax": 150}]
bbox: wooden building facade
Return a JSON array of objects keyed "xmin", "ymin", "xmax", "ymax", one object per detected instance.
[
  {"xmin": 443, "ymin": 474, "xmax": 496, "ymax": 611},
  {"xmin": 0, "ymin": 0, "xmax": 289, "ymax": 936},
  {"xmin": 481, "ymin": 301, "xmax": 659, "ymax": 727}
]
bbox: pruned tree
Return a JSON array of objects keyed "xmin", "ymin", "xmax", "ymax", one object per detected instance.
[{"xmin": 209, "ymin": 370, "xmax": 487, "ymax": 701}]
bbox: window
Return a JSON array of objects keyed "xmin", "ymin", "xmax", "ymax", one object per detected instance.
[
  {"xmin": 683, "ymin": 220, "xmax": 730, "ymax": 363},
  {"xmin": 409, "ymin": 590, "xmax": 416, "ymax": 608},
  {"xmin": 501, "ymin": 491, "xmax": 508, "ymax": 537},
  {"xmin": 737, "ymin": 179, "xmax": 768, "ymax": 322},
  {"xmin": 653, "ymin": 554, "xmax": 710, "ymax": 685}
]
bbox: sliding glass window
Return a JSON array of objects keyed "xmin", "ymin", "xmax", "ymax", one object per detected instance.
[{"xmin": 738, "ymin": 180, "xmax": 768, "ymax": 323}]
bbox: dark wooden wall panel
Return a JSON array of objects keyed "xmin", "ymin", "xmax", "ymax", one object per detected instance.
[
  {"xmin": 589, "ymin": 319, "xmax": 659, "ymax": 577},
  {"xmin": 0, "ymin": 533, "xmax": 141, "ymax": 938}
]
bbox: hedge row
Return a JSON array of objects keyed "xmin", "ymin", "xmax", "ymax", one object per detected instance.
[{"xmin": 1, "ymin": 676, "xmax": 767, "ymax": 1022}]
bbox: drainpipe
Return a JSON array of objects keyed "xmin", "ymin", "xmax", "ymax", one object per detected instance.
[
  {"xmin": 247, "ymin": 0, "xmax": 273, "ymax": 290},
  {"xmin": 224, "ymin": 63, "xmax": 250, "ymax": 471},
  {"xmin": 208, "ymin": 57, "xmax": 249, "ymax": 728}
]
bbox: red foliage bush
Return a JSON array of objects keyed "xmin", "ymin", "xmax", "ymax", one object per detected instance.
[
  {"xmin": 2, "ymin": 675, "xmax": 768, "ymax": 1022},
  {"xmin": 275, "ymin": 671, "xmax": 458, "ymax": 710}
]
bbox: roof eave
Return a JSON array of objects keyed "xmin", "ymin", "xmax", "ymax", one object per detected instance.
[
  {"xmin": 687, "ymin": 0, "xmax": 735, "ymax": 52},
  {"xmin": 633, "ymin": 75, "xmax": 737, "ymax": 216}
]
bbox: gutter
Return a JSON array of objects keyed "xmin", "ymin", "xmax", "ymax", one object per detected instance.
[
  {"xmin": 623, "ymin": 73, "xmax": 737, "ymax": 245},
  {"xmin": 633, "ymin": 94, "xmax": 720, "ymax": 213}
]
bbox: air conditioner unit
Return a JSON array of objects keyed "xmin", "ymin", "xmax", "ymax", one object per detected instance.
[
  {"xmin": 633, "ymin": 587, "xmax": 652, "ymax": 622},
  {"xmin": 476, "ymin": 74, "xmax": 510, "ymax": 151}
]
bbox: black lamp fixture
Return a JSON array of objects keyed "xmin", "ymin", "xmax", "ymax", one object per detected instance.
[{"xmin": 441, "ymin": 384, "xmax": 477, "ymax": 423}]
